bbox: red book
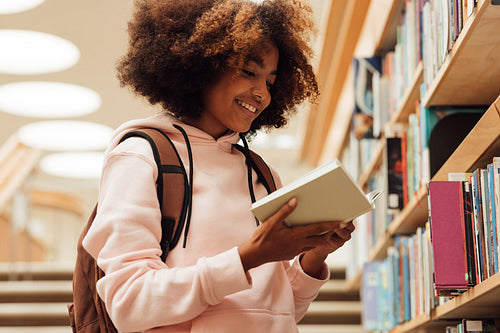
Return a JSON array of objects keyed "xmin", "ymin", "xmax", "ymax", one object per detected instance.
[{"xmin": 428, "ymin": 181, "xmax": 470, "ymax": 293}]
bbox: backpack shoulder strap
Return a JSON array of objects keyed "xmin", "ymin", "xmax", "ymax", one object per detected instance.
[
  {"xmin": 69, "ymin": 128, "xmax": 189, "ymax": 333},
  {"xmin": 247, "ymin": 149, "xmax": 277, "ymax": 194},
  {"xmin": 232, "ymin": 143, "xmax": 277, "ymax": 195},
  {"xmin": 120, "ymin": 128, "xmax": 189, "ymax": 261}
]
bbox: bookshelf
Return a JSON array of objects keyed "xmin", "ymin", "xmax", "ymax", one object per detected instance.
[
  {"xmin": 421, "ymin": 0, "xmax": 500, "ymax": 106},
  {"xmin": 307, "ymin": 0, "xmax": 500, "ymax": 331}
]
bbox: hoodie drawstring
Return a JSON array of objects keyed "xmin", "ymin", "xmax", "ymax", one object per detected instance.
[
  {"xmin": 171, "ymin": 127, "xmax": 261, "ymax": 248},
  {"xmin": 239, "ymin": 134, "xmax": 260, "ymax": 227}
]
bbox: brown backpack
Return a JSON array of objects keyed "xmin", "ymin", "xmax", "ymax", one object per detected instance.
[{"xmin": 68, "ymin": 128, "xmax": 276, "ymax": 333}]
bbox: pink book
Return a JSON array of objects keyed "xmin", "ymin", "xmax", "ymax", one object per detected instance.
[{"xmin": 428, "ymin": 181, "xmax": 470, "ymax": 293}]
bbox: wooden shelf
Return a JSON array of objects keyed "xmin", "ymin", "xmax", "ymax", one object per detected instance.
[
  {"xmin": 334, "ymin": 0, "xmax": 500, "ymax": 330},
  {"xmin": 422, "ymin": 0, "xmax": 500, "ymax": 107},
  {"xmin": 390, "ymin": 62, "xmax": 424, "ymax": 125},
  {"xmin": 346, "ymin": 96, "xmax": 500, "ymax": 293},
  {"xmin": 432, "ymin": 97, "xmax": 500, "ymax": 181},
  {"xmin": 374, "ymin": 0, "xmax": 405, "ymax": 54},
  {"xmin": 433, "ymin": 272, "xmax": 500, "ymax": 319},
  {"xmin": 357, "ymin": 140, "xmax": 386, "ymax": 189},
  {"xmin": 390, "ymin": 272, "xmax": 500, "ymax": 332}
]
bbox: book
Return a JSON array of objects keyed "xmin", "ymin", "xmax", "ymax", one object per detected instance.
[
  {"xmin": 494, "ymin": 157, "xmax": 500, "ymax": 269},
  {"xmin": 471, "ymin": 169, "xmax": 487, "ymax": 282},
  {"xmin": 362, "ymin": 261, "xmax": 383, "ymax": 331},
  {"xmin": 428, "ymin": 181, "xmax": 470, "ymax": 293},
  {"xmin": 462, "ymin": 319, "xmax": 500, "ymax": 333},
  {"xmin": 487, "ymin": 163, "xmax": 498, "ymax": 274},
  {"xmin": 250, "ymin": 158, "xmax": 382, "ymax": 226},
  {"xmin": 462, "ymin": 180, "xmax": 478, "ymax": 286},
  {"xmin": 386, "ymin": 136, "xmax": 404, "ymax": 212}
]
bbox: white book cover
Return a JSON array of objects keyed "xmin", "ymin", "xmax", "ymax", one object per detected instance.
[{"xmin": 251, "ymin": 158, "xmax": 382, "ymax": 226}]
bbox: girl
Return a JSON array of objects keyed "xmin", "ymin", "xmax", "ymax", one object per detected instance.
[{"xmin": 83, "ymin": 0, "xmax": 355, "ymax": 332}]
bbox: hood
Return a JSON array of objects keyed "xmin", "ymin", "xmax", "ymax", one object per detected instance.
[{"xmin": 104, "ymin": 112, "xmax": 241, "ymax": 155}]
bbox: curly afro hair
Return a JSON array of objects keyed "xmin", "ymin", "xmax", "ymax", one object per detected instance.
[{"xmin": 117, "ymin": 0, "xmax": 319, "ymax": 135}]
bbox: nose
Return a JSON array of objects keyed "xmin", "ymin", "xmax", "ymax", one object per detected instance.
[{"xmin": 251, "ymin": 80, "xmax": 269, "ymax": 101}]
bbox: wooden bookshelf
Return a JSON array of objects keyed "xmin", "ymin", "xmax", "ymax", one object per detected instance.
[
  {"xmin": 374, "ymin": 0, "xmax": 405, "ymax": 54},
  {"xmin": 422, "ymin": 1, "xmax": 500, "ymax": 106},
  {"xmin": 336, "ymin": 0, "xmax": 500, "ymax": 329},
  {"xmin": 389, "ymin": 272, "xmax": 500, "ymax": 332},
  {"xmin": 390, "ymin": 62, "xmax": 424, "ymax": 125},
  {"xmin": 433, "ymin": 272, "xmax": 500, "ymax": 319},
  {"xmin": 432, "ymin": 98, "xmax": 500, "ymax": 181}
]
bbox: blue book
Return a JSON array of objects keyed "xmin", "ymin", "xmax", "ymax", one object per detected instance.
[
  {"xmin": 480, "ymin": 168, "xmax": 493, "ymax": 277},
  {"xmin": 362, "ymin": 261, "xmax": 383, "ymax": 331},
  {"xmin": 401, "ymin": 236, "xmax": 411, "ymax": 322},
  {"xmin": 390, "ymin": 240, "xmax": 402, "ymax": 324}
]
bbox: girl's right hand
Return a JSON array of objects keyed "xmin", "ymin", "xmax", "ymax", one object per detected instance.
[{"xmin": 238, "ymin": 198, "xmax": 344, "ymax": 271}]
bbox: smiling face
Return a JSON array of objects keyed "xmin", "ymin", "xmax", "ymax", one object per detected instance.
[{"xmin": 186, "ymin": 41, "xmax": 279, "ymax": 139}]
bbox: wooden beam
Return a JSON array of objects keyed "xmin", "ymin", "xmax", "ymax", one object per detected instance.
[
  {"xmin": 302, "ymin": 0, "xmax": 371, "ymax": 166},
  {"xmin": 29, "ymin": 189, "xmax": 84, "ymax": 217},
  {"xmin": 0, "ymin": 135, "xmax": 42, "ymax": 211}
]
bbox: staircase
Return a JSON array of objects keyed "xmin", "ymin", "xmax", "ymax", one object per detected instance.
[
  {"xmin": 0, "ymin": 262, "xmax": 73, "ymax": 333},
  {"xmin": 298, "ymin": 266, "xmax": 363, "ymax": 333},
  {"xmin": 0, "ymin": 263, "xmax": 362, "ymax": 332}
]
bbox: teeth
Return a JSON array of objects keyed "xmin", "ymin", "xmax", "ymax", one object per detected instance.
[{"xmin": 238, "ymin": 101, "xmax": 257, "ymax": 113}]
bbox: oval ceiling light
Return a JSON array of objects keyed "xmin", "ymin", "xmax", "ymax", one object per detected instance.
[
  {"xmin": 0, "ymin": 0, "xmax": 45, "ymax": 14},
  {"xmin": 0, "ymin": 29, "xmax": 80, "ymax": 75},
  {"xmin": 39, "ymin": 152, "xmax": 104, "ymax": 179},
  {"xmin": 18, "ymin": 120, "xmax": 113, "ymax": 151},
  {"xmin": 0, "ymin": 81, "xmax": 102, "ymax": 118}
]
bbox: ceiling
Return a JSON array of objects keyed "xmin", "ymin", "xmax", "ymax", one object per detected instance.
[{"xmin": 0, "ymin": 0, "xmax": 327, "ymax": 185}]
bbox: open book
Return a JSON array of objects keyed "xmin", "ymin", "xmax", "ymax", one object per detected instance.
[{"xmin": 251, "ymin": 159, "xmax": 382, "ymax": 226}]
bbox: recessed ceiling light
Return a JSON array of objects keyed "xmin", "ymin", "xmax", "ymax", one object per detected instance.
[
  {"xmin": 0, "ymin": 0, "xmax": 45, "ymax": 14},
  {"xmin": 39, "ymin": 152, "xmax": 104, "ymax": 179},
  {"xmin": 0, "ymin": 81, "xmax": 102, "ymax": 118},
  {"xmin": 18, "ymin": 120, "xmax": 113, "ymax": 151},
  {"xmin": 0, "ymin": 29, "xmax": 80, "ymax": 75}
]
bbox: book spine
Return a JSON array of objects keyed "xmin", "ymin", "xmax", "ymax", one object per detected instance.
[
  {"xmin": 471, "ymin": 169, "xmax": 485, "ymax": 282},
  {"xmin": 494, "ymin": 157, "xmax": 500, "ymax": 271},
  {"xmin": 487, "ymin": 163, "xmax": 498, "ymax": 274}
]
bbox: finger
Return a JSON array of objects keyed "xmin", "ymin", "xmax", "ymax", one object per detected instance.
[
  {"xmin": 297, "ymin": 221, "xmax": 343, "ymax": 236},
  {"xmin": 345, "ymin": 221, "xmax": 355, "ymax": 232},
  {"xmin": 334, "ymin": 228, "xmax": 353, "ymax": 241},
  {"xmin": 266, "ymin": 197, "xmax": 297, "ymax": 226}
]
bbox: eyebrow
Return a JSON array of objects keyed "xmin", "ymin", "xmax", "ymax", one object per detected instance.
[{"xmin": 248, "ymin": 58, "xmax": 278, "ymax": 76}]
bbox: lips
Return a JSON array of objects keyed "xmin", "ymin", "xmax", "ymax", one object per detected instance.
[{"xmin": 237, "ymin": 100, "xmax": 258, "ymax": 113}]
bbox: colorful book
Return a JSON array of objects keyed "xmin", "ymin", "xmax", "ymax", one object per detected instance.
[
  {"xmin": 462, "ymin": 180, "xmax": 477, "ymax": 286},
  {"xmin": 471, "ymin": 169, "xmax": 486, "ymax": 282},
  {"xmin": 386, "ymin": 137, "xmax": 404, "ymax": 212},
  {"xmin": 362, "ymin": 261, "xmax": 383, "ymax": 331},
  {"xmin": 480, "ymin": 168, "xmax": 493, "ymax": 277},
  {"xmin": 493, "ymin": 157, "xmax": 500, "ymax": 272},
  {"xmin": 487, "ymin": 163, "xmax": 498, "ymax": 274},
  {"xmin": 428, "ymin": 181, "xmax": 470, "ymax": 293}
]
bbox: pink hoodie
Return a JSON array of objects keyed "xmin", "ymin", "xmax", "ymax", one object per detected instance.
[{"xmin": 83, "ymin": 113, "xmax": 329, "ymax": 332}]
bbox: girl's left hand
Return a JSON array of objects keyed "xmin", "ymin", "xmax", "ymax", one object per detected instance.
[
  {"xmin": 309, "ymin": 221, "xmax": 355, "ymax": 257},
  {"xmin": 299, "ymin": 221, "xmax": 355, "ymax": 278}
]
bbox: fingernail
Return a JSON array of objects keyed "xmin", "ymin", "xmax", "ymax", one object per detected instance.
[{"xmin": 288, "ymin": 197, "xmax": 297, "ymax": 207}]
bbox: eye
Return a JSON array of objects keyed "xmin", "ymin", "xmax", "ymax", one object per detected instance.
[
  {"xmin": 241, "ymin": 69, "xmax": 255, "ymax": 77},
  {"xmin": 266, "ymin": 81, "xmax": 274, "ymax": 90}
]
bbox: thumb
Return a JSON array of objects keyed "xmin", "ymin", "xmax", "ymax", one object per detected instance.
[{"xmin": 266, "ymin": 197, "xmax": 297, "ymax": 226}]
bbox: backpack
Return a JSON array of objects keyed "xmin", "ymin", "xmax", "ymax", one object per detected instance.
[{"xmin": 68, "ymin": 128, "xmax": 276, "ymax": 333}]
